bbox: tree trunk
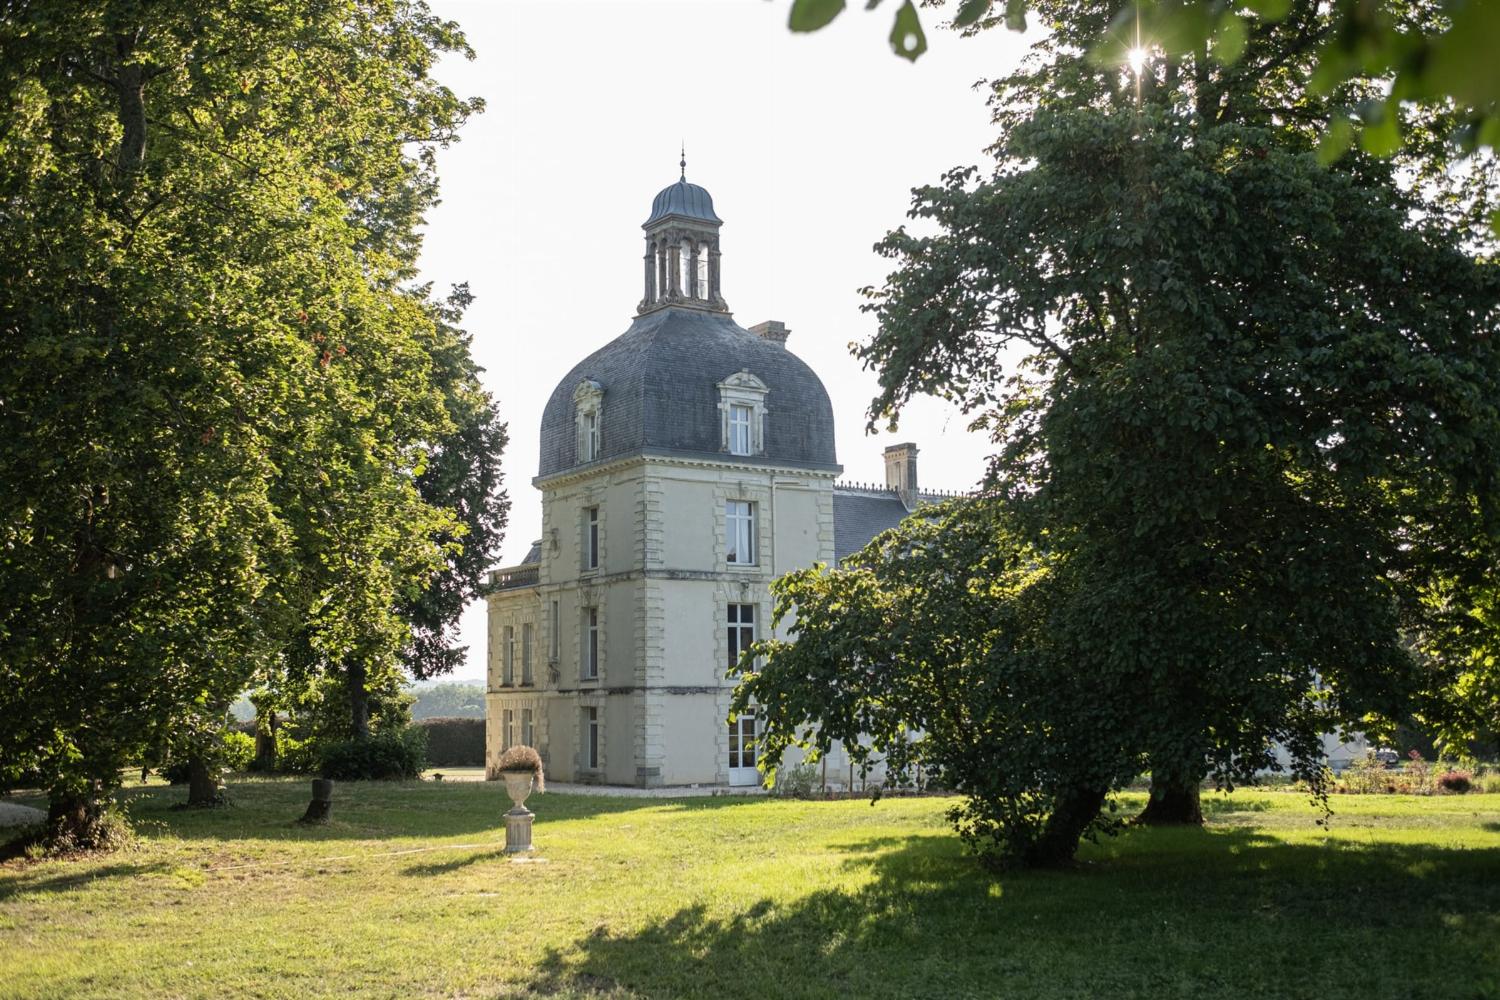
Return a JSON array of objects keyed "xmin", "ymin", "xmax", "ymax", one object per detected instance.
[
  {"xmin": 1025, "ymin": 785, "xmax": 1108, "ymax": 868},
  {"xmin": 1138, "ymin": 769, "xmax": 1205, "ymax": 826},
  {"xmin": 255, "ymin": 711, "xmax": 278, "ymax": 771},
  {"xmin": 43, "ymin": 783, "xmax": 115, "ymax": 852},
  {"xmin": 348, "ymin": 660, "xmax": 370, "ymax": 740},
  {"xmin": 185, "ymin": 757, "xmax": 224, "ymax": 808}
]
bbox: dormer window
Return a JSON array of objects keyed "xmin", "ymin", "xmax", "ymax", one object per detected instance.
[
  {"xmin": 729, "ymin": 404, "xmax": 752, "ymax": 456},
  {"xmin": 573, "ymin": 378, "xmax": 604, "ymax": 465},
  {"xmin": 717, "ymin": 370, "xmax": 768, "ymax": 458},
  {"xmin": 583, "ymin": 411, "xmax": 599, "ymax": 461}
]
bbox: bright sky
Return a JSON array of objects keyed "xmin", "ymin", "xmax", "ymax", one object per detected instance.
[{"xmin": 418, "ymin": 0, "xmax": 1033, "ymax": 682}]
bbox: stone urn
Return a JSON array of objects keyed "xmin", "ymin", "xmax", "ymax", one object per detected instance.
[
  {"xmin": 500, "ymin": 769, "xmax": 536, "ymax": 853},
  {"xmin": 501, "ymin": 770, "xmax": 534, "ymax": 812}
]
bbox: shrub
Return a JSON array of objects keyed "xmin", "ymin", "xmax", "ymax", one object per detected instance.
[
  {"xmin": 319, "ymin": 726, "xmax": 428, "ymax": 781},
  {"xmin": 1343, "ymin": 751, "xmax": 1388, "ymax": 794},
  {"xmin": 417, "ymin": 717, "xmax": 485, "ymax": 767},
  {"xmin": 222, "ymin": 731, "xmax": 255, "ymax": 772},
  {"xmin": 275, "ymin": 733, "xmax": 320, "ymax": 775},
  {"xmin": 1438, "ymin": 770, "xmax": 1473, "ymax": 794},
  {"xmin": 772, "ymin": 762, "xmax": 819, "ymax": 798},
  {"xmin": 490, "ymin": 744, "xmax": 545, "ymax": 791}
]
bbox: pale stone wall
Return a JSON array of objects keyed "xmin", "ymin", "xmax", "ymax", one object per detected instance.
[{"xmin": 489, "ymin": 451, "xmax": 845, "ymax": 788}]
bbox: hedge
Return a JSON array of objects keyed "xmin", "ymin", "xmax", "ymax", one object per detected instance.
[{"xmin": 417, "ymin": 716, "xmax": 485, "ymax": 767}]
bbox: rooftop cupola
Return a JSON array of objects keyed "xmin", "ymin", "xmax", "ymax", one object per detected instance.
[{"xmin": 638, "ymin": 151, "xmax": 728, "ymax": 315}]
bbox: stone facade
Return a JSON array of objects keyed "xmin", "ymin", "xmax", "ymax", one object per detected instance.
[{"xmin": 487, "ymin": 171, "xmax": 913, "ymax": 790}]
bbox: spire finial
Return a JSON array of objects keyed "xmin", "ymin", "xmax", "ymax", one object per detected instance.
[{"xmin": 679, "ymin": 142, "xmax": 686, "ymax": 181}]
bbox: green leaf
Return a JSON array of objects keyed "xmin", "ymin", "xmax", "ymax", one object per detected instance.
[
  {"xmin": 1317, "ymin": 117, "xmax": 1355, "ymax": 165},
  {"xmin": 1242, "ymin": 0, "xmax": 1292, "ymax": 21},
  {"xmin": 1004, "ymin": 0, "xmax": 1027, "ymax": 32},
  {"xmin": 954, "ymin": 0, "xmax": 990, "ymax": 29},
  {"xmin": 889, "ymin": 0, "xmax": 928, "ymax": 61},
  {"xmin": 1211, "ymin": 11, "xmax": 1249, "ymax": 65},
  {"xmin": 789, "ymin": 0, "xmax": 846, "ymax": 32},
  {"xmin": 1359, "ymin": 110, "xmax": 1402, "ymax": 158}
]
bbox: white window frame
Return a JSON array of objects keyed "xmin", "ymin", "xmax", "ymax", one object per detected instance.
[
  {"xmin": 583, "ymin": 606, "xmax": 600, "ymax": 680},
  {"xmin": 583, "ymin": 707, "xmax": 600, "ymax": 770},
  {"xmin": 726, "ymin": 500, "xmax": 756, "ymax": 566},
  {"xmin": 522, "ymin": 707, "xmax": 534, "ymax": 747},
  {"xmin": 503, "ymin": 708, "xmax": 515, "ymax": 750},
  {"xmin": 502, "ymin": 625, "xmax": 515, "ymax": 686},
  {"xmin": 521, "ymin": 623, "xmax": 533, "ymax": 684},
  {"xmin": 728, "ymin": 403, "xmax": 753, "ymax": 456},
  {"xmin": 716, "ymin": 370, "xmax": 768, "ymax": 457},
  {"xmin": 584, "ymin": 505, "xmax": 600, "ymax": 571},
  {"xmin": 574, "ymin": 379, "xmax": 604, "ymax": 465},
  {"xmin": 728, "ymin": 603, "xmax": 755, "ymax": 672}
]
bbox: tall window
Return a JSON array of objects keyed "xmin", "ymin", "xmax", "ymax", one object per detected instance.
[
  {"xmin": 583, "ymin": 410, "xmax": 599, "ymax": 461},
  {"xmin": 585, "ymin": 506, "xmax": 599, "ymax": 570},
  {"xmin": 582, "ymin": 707, "xmax": 599, "ymax": 769},
  {"xmin": 503, "ymin": 708, "xmax": 515, "ymax": 750},
  {"xmin": 550, "ymin": 600, "xmax": 560, "ymax": 661},
  {"xmin": 502, "ymin": 625, "xmax": 515, "ymax": 685},
  {"xmin": 728, "ymin": 603, "xmax": 755, "ymax": 672},
  {"xmin": 521, "ymin": 623, "xmax": 534, "ymax": 684},
  {"xmin": 522, "ymin": 708, "xmax": 535, "ymax": 747},
  {"xmin": 583, "ymin": 607, "xmax": 600, "ymax": 680},
  {"xmin": 726, "ymin": 500, "xmax": 756, "ymax": 565},
  {"xmin": 729, "ymin": 404, "xmax": 753, "ymax": 456}
]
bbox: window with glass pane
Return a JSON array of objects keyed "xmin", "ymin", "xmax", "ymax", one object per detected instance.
[
  {"xmin": 728, "ymin": 603, "xmax": 755, "ymax": 671},
  {"xmin": 729, "ymin": 404, "xmax": 753, "ymax": 455},
  {"xmin": 503, "ymin": 708, "xmax": 514, "ymax": 750},
  {"xmin": 521, "ymin": 623, "xmax": 533, "ymax": 684},
  {"xmin": 725, "ymin": 500, "xmax": 755, "ymax": 565},
  {"xmin": 584, "ymin": 607, "xmax": 599, "ymax": 679},
  {"xmin": 585, "ymin": 506, "xmax": 599, "ymax": 569},
  {"xmin": 583, "ymin": 411, "xmax": 599, "ymax": 461},
  {"xmin": 583, "ymin": 707, "xmax": 599, "ymax": 769},
  {"xmin": 502, "ymin": 625, "xmax": 514, "ymax": 685},
  {"xmin": 522, "ymin": 708, "xmax": 534, "ymax": 747},
  {"xmin": 728, "ymin": 715, "xmax": 756, "ymax": 769}
]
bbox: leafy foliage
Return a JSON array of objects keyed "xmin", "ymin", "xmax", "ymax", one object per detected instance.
[
  {"xmin": 0, "ymin": 1, "xmax": 498, "ymax": 843},
  {"xmin": 741, "ymin": 94, "xmax": 1499, "ymax": 864},
  {"xmin": 786, "ymin": 0, "xmax": 1500, "ymax": 172},
  {"xmin": 417, "ymin": 716, "xmax": 485, "ymax": 767},
  {"xmin": 319, "ymin": 726, "xmax": 428, "ymax": 782}
]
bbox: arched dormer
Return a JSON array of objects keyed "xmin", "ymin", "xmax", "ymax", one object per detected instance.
[
  {"xmin": 717, "ymin": 370, "xmax": 768, "ymax": 457},
  {"xmin": 574, "ymin": 378, "xmax": 604, "ymax": 464}
]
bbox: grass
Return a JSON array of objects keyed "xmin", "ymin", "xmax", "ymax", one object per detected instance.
[{"xmin": 2, "ymin": 781, "xmax": 1498, "ymax": 999}]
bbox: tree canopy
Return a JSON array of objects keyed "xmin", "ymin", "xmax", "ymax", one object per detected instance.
[
  {"xmin": 0, "ymin": 0, "xmax": 502, "ymax": 845},
  {"xmin": 788, "ymin": 0, "xmax": 1500, "ymax": 224},
  {"xmin": 737, "ymin": 21, "xmax": 1500, "ymax": 863}
]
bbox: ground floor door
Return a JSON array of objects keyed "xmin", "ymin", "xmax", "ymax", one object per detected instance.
[{"xmin": 728, "ymin": 714, "xmax": 758, "ymax": 786}]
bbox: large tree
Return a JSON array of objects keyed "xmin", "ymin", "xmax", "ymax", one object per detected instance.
[
  {"xmin": 0, "ymin": 0, "xmax": 495, "ymax": 845},
  {"xmin": 737, "ymin": 97, "xmax": 1499, "ymax": 864}
]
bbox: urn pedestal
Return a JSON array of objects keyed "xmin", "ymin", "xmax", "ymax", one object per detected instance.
[{"xmin": 501, "ymin": 771, "xmax": 535, "ymax": 853}]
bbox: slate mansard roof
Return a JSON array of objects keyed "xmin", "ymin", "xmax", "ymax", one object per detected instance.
[
  {"xmin": 831, "ymin": 484, "xmax": 967, "ymax": 563},
  {"xmin": 538, "ymin": 307, "xmax": 839, "ymax": 479}
]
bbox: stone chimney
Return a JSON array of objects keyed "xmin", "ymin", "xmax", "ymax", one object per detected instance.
[
  {"xmin": 884, "ymin": 442, "xmax": 918, "ymax": 509},
  {"xmin": 749, "ymin": 320, "xmax": 790, "ymax": 345}
]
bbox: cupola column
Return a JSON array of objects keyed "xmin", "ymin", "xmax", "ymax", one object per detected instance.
[
  {"xmin": 642, "ymin": 235, "xmax": 656, "ymax": 307},
  {"xmin": 637, "ymin": 158, "xmax": 729, "ymax": 316}
]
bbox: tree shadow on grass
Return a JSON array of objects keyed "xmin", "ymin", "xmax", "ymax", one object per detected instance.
[
  {"xmin": 529, "ymin": 828, "xmax": 1500, "ymax": 1000},
  {"xmin": 106, "ymin": 780, "xmax": 773, "ymax": 845},
  {"xmin": 0, "ymin": 860, "xmax": 173, "ymax": 902}
]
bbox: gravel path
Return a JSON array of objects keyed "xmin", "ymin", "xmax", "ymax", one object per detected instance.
[{"xmin": 0, "ymin": 802, "xmax": 45, "ymax": 827}]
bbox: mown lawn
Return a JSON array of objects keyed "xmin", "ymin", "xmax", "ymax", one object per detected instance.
[{"xmin": 2, "ymin": 780, "xmax": 1498, "ymax": 999}]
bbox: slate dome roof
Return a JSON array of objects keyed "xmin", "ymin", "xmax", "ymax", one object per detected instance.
[
  {"xmin": 538, "ymin": 307, "xmax": 837, "ymax": 479},
  {"xmin": 644, "ymin": 179, "xmax": 722, "ymax": 227}
]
